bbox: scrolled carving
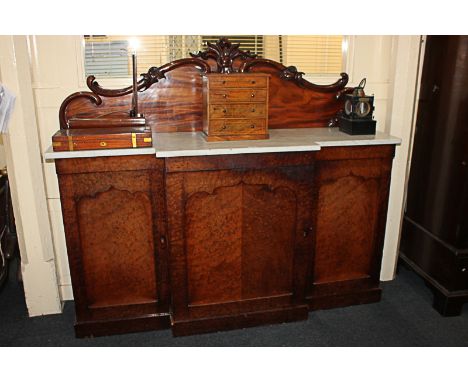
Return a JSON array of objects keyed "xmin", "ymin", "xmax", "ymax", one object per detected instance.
[
  {"xmin": 86, "ymin": 75, "xmax": 142, "ymax": 97},
  {"xmin": 139, "ymin": 58, "xmax": 212, "ymax": 91},
  {"xmin": 156, "ymin": 58, "xmax": 211, "ymax": 82},
  {"xmin": 335, "ymin": 86, "xmax": 354, "ymax": 100},
  {"xmin": 280, "ymin": 66, "xmax": 305, "ymax": 81},
  {"xmin": 240, "ymin": 58, "xmax": 349, "ymax": 92},
  {"xmin": 86, "ymin": 58, "xmax": 211, "ymax": 97},
  {"xmin": 140, "ymin": 66, "xmax": 166, "ymax": 89},
  {"xmin": 190, "ymin": 37, "xmax": 257, "ymax": 73},
  {"xmin": 59, "ymin": 92, "xmax": 102, "ymax": 129}
]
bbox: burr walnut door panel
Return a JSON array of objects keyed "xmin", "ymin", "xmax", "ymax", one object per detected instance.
[
  {"xmin": 307, "ymin": 146, "xmax": 394, "ymax": 307},
  {"xmin": 56, "ymin": 155, "xmax": 169, "ymax": 331},
  {"xmin": 77, "ymin": 187, "xmax": 156, "ymax": 308},
  {"xmin": 166, "ymin": 157, "xmax": 315, "ymax": 322}
]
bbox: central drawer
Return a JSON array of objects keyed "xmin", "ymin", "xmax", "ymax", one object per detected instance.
[{"xmin": 209, "ymin": 103, "xmax": 267, "ymax": 119}]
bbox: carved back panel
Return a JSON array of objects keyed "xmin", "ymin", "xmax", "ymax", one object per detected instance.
[{"xmin": 60, "ymin": 38, "xmax": 353, "ymax": 132}]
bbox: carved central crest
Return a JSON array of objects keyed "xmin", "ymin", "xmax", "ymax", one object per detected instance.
[{"xmin": 190, "ymin": 37, "xmax": 257, "ymax": 74}]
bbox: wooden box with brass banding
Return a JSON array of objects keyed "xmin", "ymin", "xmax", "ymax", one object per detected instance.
[
  {"xmin": 202, "ymin": 73, "xmax": 270, "ymax": 141},
  {"xmin": 52, "ymin": 127, "xmax": 152, "ymax": 151}
]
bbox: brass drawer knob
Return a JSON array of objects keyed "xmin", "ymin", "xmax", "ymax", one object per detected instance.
[
  {"xmin": 251, "ymin": 93, "xmax": 255, "ymax": 98},
  {"xmin": 250, "ymin": 124, "xmax": 255, "ymax": 128},
  {"xmin": 223, "ymin": 94, "xmax": 227, "ymax": 98},
  {"xmin": 100, "ymin": 141, "xmax": 107, "ymax": 147},
  {"xmin": 222, "ymin": 125, "xmax": 227, "ymax": 130}
]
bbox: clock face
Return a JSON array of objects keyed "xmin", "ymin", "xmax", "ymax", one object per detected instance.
[
  {"xmin": 344, "ymin": 100, "xmax": 353, "ymax": 115},
  {"xmin": 355, "ymin": 101, "xmax": 371, "ymax": 117}
]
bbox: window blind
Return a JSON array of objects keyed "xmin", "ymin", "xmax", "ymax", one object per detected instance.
[
  {"xmin": 85, "ymin": 35, "xmax": 169, "ymax": 76},
  {"xmin": 282, "ymin": 35, "xmax": 343, "ymax": 76},
  {"xmin": 84, "ymin": 35, "xmax": 344, "ymax": 79},
  {"xmin": 84, "ymin": 37, "xmax": 129, "ymax": 77}
]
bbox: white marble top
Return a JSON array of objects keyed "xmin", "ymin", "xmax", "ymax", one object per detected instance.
[
  {"xmin": 153, "ymin": 130, "xmax": 322, "ymax": 158},
  {"xmin": 43, "ymin": 128, "xmax": 401, "ymax": 160},
  {"xmin": 295, "ymin": 128, "xmax": 401, "ymax": 147}
]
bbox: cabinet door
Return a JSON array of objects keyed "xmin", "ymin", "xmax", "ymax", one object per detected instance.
[
  {"xmin": 56, "ymin": 155, "xmax": 170, "ymax": 337},
  {"xmin": 308, "ymin": 146, "xmax": 394, "ymax": 309},
  {"xmin": 165, "ymin": 154, "xmax": 314, "ymax": 333}
]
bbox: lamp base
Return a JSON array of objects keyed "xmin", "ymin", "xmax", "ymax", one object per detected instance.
[{"xmin": 339, "ymin": 117, "xmax": 376, "ymax": 135}]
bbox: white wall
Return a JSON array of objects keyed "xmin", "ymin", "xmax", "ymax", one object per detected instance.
[
  {"xmin": 2, "ymin": 35, "xmax": 422, "ymax": 312},
  {"xmin": 29, "ymin": 36, "xmax": 85, "ymax": 301},
  {"xmin": 0, "ymin": 36, "xmax": 62, "ymax": 315}
]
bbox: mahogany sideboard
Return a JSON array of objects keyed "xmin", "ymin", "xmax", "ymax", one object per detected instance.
[
  {"xmin": 47, "ymin": 38, "xmax": 400, "ymax": 337},
  {"xmin": 48, "ymin": 130, "xmax": 398, "ymax": 337}
]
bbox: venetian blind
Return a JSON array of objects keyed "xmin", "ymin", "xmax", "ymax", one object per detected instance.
[
  {"xmin": 84, "ymin": 35, "xmax": 344, "ymax": 78},
  {"xmin": 84, "ymin": 37, "xmax": 129, "ymax": 77},
  {"xmin": 265, "ymin": 35, "xmax": 344, "ymax": 76},
  {"xmin": 85, "ymin": 35, "xmax": 175, "ymax": 76}
]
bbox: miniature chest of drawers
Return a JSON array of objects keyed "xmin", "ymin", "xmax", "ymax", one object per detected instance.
[{"xmin": 202, "ymin": 73, "xmax": 270, "ymax": 141}]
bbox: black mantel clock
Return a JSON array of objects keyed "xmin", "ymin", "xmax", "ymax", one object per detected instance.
[{"xmin": 339, "ymin": 78, "xmax": 376, "ymax": 135}]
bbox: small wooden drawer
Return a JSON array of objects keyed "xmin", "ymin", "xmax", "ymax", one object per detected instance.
[
  {"xmin": 209, "ymin": 103, "xmax": 267, "ymax": 119},
  {"xmin": 209, "ymin": 119, "xmax": 266, "ymax": 135},
  {"xmin": 209, "ymin": 89, "xmax": 268, "ymax": 103},
  {"xmin": 208, "ymin": 75, "xmax": 268, "ymax": 89}
]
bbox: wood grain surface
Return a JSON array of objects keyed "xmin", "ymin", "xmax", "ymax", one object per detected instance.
[{"xmin": 307, "ymin": 146, "xmax": 394, "ymax": 309}]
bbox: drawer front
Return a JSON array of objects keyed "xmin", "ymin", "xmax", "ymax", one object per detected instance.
[
  {"xmin": 209, "ymin": 89, "xmax": 268, "ymax": 103},
  {"xmin": 210, "ymin": 119, "xmax": 266, "ymax": 135},
  {"xmin": 210, "ymin": 103, "xmax": 267, "ymax": 119},
  {"xmin": 209, "ymin": 76, "xmax": 268, "ymax": 88}
]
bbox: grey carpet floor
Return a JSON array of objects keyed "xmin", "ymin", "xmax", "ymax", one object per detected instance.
[{"xmin": 1, "ymin": 260, "xmax": 467, "ymax": 346}]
